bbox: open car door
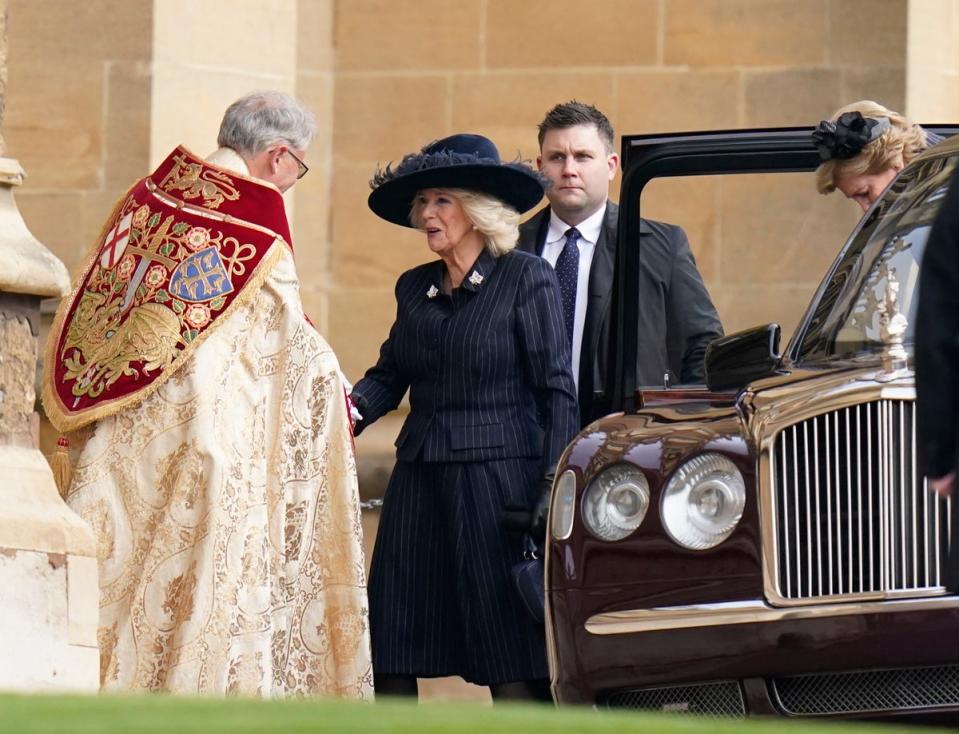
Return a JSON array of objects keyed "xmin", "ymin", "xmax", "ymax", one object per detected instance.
[{"xmin": 600, "ymin": 125, "xmax": 959, "ymax": 418}]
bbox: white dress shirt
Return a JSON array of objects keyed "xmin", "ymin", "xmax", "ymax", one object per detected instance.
[{"xmin": 540, "ymin": 203, "xmax": 607, "ymax": 389}]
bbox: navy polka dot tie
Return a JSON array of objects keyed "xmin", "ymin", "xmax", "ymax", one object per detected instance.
[{"xmin": 554, "ymin": 227, "xmax": 580, "ymax": 345}]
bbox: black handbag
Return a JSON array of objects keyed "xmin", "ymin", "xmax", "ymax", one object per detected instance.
[{"xmin": 512, "ymin": 534, "xmax": 545, "ymax": 623}]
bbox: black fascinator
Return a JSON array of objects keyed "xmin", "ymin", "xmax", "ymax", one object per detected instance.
[{"xmin": 812, "ymin": 111, "xmax": 891, "ymax": 162}]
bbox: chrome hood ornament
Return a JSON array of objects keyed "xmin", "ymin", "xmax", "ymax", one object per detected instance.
[{"xmin": 877, "ymin": 262, "xmax": 908, "ymax": 370}]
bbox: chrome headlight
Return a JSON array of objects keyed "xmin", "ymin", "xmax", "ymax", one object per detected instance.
[
  {"xmin": 582, "ymin": 464, "xmax": 649, "ymax": 541},
  {"xmin": 661, "ymin": 453, "xmax": 745, "ymax": 550},
  {"xmin": 550, "ymin": 470, "xmax": 577, "ymax": 540}
]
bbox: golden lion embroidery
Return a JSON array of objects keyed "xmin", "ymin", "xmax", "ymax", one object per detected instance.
[{"xmin": 159, "ymin": 154, "xmax": 240, "ymax": 210}]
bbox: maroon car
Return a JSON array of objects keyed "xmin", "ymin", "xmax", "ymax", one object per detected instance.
[{"xmin": 545, "ymin": 127, "xmax": 959, "ymax": 722}]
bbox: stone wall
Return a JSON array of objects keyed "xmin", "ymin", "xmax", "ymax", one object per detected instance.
[
  {"xmin": 328, "ymin": 0, "xmax": 908, "ymax": 379},
  {"xmin": 294, "ymin": 0, "xmax": 335, "ymax": 337},
  {"xmin": 7, "ymin": 0, "xmax": 153, "ymax": 276},
  {"xmin": 907, "ymin": 0, "xmax": 959, "ymax": 121},
  {"xmin": 6, "ymin": 0, "xmax": 915, "ymax": 447},
  {"xmin": 6, "ymin": 0, "xmax": 330, "ymax": 315}
]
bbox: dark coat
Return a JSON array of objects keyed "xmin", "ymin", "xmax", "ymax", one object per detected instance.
[
  {"xmin": 916, "ymin": 169, "xmax": 959, "ymax": 480},
  {"xmin": 916, "ymin": 166, "xmax": 959, "ymax": 592},
  {"xmin": 350, "ymin": 247, "xmax": 579, "ymax": 684},
  {"xmin": 352, "ymin": 248, "xmax": 579, "ymax": 469},
  {"xmin": 518, "ymin": 201, "xmax": 723, "ymax": 423}
]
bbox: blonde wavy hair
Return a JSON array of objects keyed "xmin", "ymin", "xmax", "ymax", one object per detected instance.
[
  {"xmin": 410, "ymin": 188, "xmax": 519, "ymax": 256},
  {"xmin": 815, "ymin": 100, "xmax": 933, "ymax": 195}
]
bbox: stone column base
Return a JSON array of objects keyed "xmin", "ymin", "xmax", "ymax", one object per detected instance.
[{"xmin": 0, "ymin": 445, "xmax": 99, "ymax": 692}]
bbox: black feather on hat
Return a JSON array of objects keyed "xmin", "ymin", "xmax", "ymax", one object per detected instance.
[{"xmin": 368, "ymin": 133, "xmax": 546, "ymax": 227}]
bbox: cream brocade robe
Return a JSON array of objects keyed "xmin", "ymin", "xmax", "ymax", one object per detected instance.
[{"xmin": 65, "ymin": 150, "xmax": 373, "ymax": 697}]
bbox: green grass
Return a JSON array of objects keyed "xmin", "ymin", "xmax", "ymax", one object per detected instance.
[{"xmin": 0, "ymin": 694, "xmax": 937, "ymax": 734}]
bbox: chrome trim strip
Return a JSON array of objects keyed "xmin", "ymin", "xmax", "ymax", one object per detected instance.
[
  {"xmin": 803, "ymin": 420, "xmax": 813, "ymax": 597},
  {"xmin": 843, "ymin": 408, "xmax": 862, "ymax": 591},
  {"xmin": 833, "ymin": 410, "xmax": 841, "ymax": 593},
  {"xmin": 585, "ymin": 594, "xmax": 958, "ymax": 636},
  {"xmin": 814, "ymin": 417, "xmax": 823, "ymax": 594},
  {"xmin": 866, "ymin": 404, "xmax": 874, "ymax": 590},
  {"xmin": 855, "ymin": 404, "xmax": 868, "ymax": 594}
]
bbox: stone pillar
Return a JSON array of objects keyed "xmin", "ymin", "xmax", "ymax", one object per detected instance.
[{"xmin": 0, "ymin": 0, "xmax": 98, "ymax": 691}]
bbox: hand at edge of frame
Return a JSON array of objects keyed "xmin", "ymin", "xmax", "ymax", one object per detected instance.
[{"xmin": 930, "ymin": 471, "xmax": 956, "ymax": 498}]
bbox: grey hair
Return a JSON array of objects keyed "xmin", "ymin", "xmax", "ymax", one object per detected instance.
[{"xmin": 217, "ymin": 90, "xmax": 317, "ymax": 156}]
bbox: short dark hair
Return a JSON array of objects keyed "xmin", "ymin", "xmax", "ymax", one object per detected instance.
[{"xmin": 537, "ymin": 100, "xmax": 615, "ymax": 153}]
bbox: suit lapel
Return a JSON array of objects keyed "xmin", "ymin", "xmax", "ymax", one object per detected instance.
[
  {"xmin": 580, "ymin": 202, "xmax": 617, "ymax": 386},
  {"xmin": 518, "ymin": 207, "xmax": 551, "ymax": 256}
]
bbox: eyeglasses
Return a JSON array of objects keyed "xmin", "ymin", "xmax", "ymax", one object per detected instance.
[{"xmin": 287, "ymin": 150, "xmax": 309, "ymax": 180}]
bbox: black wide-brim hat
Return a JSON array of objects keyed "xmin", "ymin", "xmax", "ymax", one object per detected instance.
[{"xmin": 368, "ymin": 133, "xmax": 546, "ymax": 227}]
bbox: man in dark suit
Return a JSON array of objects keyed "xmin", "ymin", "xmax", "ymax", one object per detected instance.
[
  {"xmin": 916, "ymin": 164, "xmax": 959, "ymax": 590},
  {"xmin": 518, "ymin": 101, "xmax": 723, "ymax": 425}
]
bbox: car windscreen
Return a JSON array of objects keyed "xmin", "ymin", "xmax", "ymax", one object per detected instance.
[{"xmin": 791, "ymin": 153, "xmax": 958, "ymax": 364}]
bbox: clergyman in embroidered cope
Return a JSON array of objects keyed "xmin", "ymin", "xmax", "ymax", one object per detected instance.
[{"xmin": 42, "ymin": 145, "xmax": 373, "ymax": 698}]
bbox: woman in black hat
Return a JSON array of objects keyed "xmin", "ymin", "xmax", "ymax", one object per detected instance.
[{"xmin": 351, "ymin": 134, "xmax": 579, "ymax": 701}]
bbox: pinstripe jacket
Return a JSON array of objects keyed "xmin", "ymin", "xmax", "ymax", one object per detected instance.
[{"xmin": 352, "ymin": 248, "xmax": 579, "ymax": 467}]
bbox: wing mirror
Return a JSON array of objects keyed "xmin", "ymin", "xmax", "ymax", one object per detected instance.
[{"xmin": 705, "ymin": 323, "xmax": 782, "ymax": 392}]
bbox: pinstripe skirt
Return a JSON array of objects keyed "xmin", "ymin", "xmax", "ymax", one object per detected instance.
[{"xmin": 367, "ymin": 457, "xmax": 547, "ymax": 686}]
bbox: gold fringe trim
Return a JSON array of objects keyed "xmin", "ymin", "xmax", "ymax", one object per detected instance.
[
  {"xmin": 42, "ymin": 183, "xmax": 136, "ymax": 429},
  {"xmin": 50, "ymin": 436, "xmax": 72, "ymax": 499}
]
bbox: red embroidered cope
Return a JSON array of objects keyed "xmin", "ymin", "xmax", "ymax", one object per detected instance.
[{"xmin": 44, "ymin": 146, "xmax": 292, "ymax": 431}]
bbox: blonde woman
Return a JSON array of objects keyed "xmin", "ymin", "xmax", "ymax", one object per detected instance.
[
  {"xmin": 350, "ymin": 134, "xmax": 579, "ymax": 702},
  {"xmin": 814, "ymin": 100, "xmax": 943, "ymax": 212}
]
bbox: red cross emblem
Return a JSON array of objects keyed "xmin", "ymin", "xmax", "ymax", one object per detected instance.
[{"xmin": 100, "ymin": 212, "xmax": 133, "ymax": 270}]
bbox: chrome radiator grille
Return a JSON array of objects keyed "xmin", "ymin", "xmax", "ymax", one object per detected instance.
[{"xmin": 771, "ymin": 399, "xmax": 951, "ymax": 601}]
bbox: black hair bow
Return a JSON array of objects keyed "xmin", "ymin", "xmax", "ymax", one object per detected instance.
[{"xmin": 812, "ymin": 111, "xmax": 884, "ymax": 162}]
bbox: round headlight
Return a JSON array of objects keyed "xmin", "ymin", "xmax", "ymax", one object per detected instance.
[
  {"xmin": 661, "ymin": 453, "xmax": 745, "ymax": 550},
  {"xmin": 582, "ymin": 464, "xmax": 649, "ymax": 541}
]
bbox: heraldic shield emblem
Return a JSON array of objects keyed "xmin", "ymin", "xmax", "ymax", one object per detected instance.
[{"xmin": 169, "ymin": 246, "xmax": 235, "ymax": 302}]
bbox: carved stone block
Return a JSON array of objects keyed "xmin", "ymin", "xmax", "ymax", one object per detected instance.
[{"xmin": 0, "ymin": 292, "xmax": 39, "ymax": 448}]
